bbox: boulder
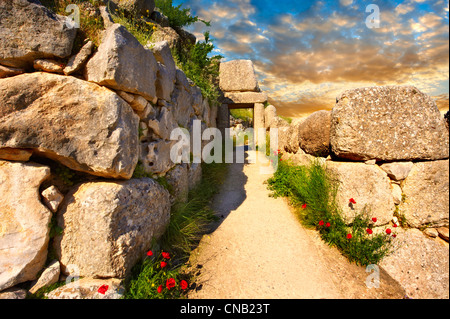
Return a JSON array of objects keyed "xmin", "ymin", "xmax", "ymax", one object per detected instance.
[
  {"xmin": 284, "ymin": 118, "xmax": 305, "ymax": 154},
  {"xmin": 33, "ymin": 59, "xmax": 64, "ymax": 73},
  {"xmin": 166, "ymin": 164, "xmax": 189, "ymax": 203},
  {"xmin": 0, "ymin": 72, "xmax": 140, "ymax": 179},
  {"xmin": 107, "ymin": 0, "xmax": 155, "ymax": 15},
  {"xmin": 29, "ymin": 260, "xmax": 61, "ymax": 294},
  {"xmin": 41, "ymin": 185, "xmax": 64, "ymax": 213},
  {"xmin": 85, "ymin": 24, "xmax": 158, "ymax": 103},
  {"xmin": 0, "ymin": 64, "xmax": 24, "ymax": 78},
  {"xmin": 150, "ymin": 27, "xmax": 181, "ymax": 50},
  {"xmin": 0, "ymin": 161, "xmax": 51, "ymax": 292},
  {"xmin": 219, "ymin": 60, "xmax": 259, "ymax": 92},
  {"xmin": 149, "ymin": 41, "xmax": 176, "ymax": 83},
  {"xmin": 188, "ymin": 163, "xmax": 202, "ymax": 191},
  {"xmin": 380, "ymin": 162, "xmax": 414, "ymax": 181},
  {"xmin": 223, "ymin": 92, "xmax": 268, "ymax": 104},
  {"xmin": 265, "ymin": 105, "xmax": 277, "ymax": 129},
  {"xmin": 54, "ymin": 178, "xmax": 171, "ymax": 278},
  {"xmin": 380, "ymin": 228, "xmax": 449, "ymax": 299},
  {"xmin": 400, "ymin": 160, "xmax": 449, "ymax": 228},
  {"xmin": 170, "ymin": 70, "xmax": 195, "ymax": 128},
  {"xmin": 140, "ymin": 140, "xmax": 176, "ymax": 175},
  {"xmin": 0, "ymin": 0, "xmax": 76, "ymax": 68},
  {"xmin": 155, "ymin": 63, "xmax": 175, "ymax": 101},
  {"xmin": 330, "ymin": 86, "xmax": 449, "ymax": 161},
  {"xmin": 147, "ymin": 107, "xmax": 178, "ymax": 141},
  {"xmin": 0, "ymin": 287, "xmax": 27, "ymax": 299},
  {"xmin": 437, "ymin": 227, "xmax": 449, "ymax": 242},
  {"xmin": 63, "ymin": 41, "xmax": 95, "ymax": 75},
  {"xmin": 298, "ymin": 110, "xmax": 331, "ymax": 157},
  {"xmin": 325, "ymin": 161, "xmax": 395, "ymax": 225},
  {"xmin": 46, "ymin": 278, "xmax": 125, "ymax": 299}
]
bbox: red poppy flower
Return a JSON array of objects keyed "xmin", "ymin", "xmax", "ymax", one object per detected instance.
[
  {"xmin": 319, "ymin": 220, "xmax": 324, "ymax": 226},
  {"xmin": 346, "ymin": 233, "xmax": 352, "ymax": 239},
  {"xmin": 180, "ymin": 280, "xmax": 188, "ymax": 290},
  {"xmin": 326, "ymin": 222, "xmax": 331, "ymax": 228},
  {"xmin": 393, "ymin": 223, "xmax": 398, "ymax": 228},
  {"xmin": 147, "ymin": 250, "xmax": 153, "ymax": 257},
  {"xmin": 366, "ymin": 228, "xmax": 373, "ymax": 235},
  {"xmin": 280, "ymin": 159, "xmax": 283, "ymax": 161},
  {"xmin": 392, "ymin": 234, "xmax": 397, "ymax": 238},
  {"xmin": 166, "ymin": 278, "xmax": 176, "ymax": 290},
  {"xmin": 349, "ymin": 198, "xmax": 356, "ymax": 204},
  {"xmin": 97, "ymin": 284, "xmax": 109, "ymax": 295},
  {"xmin": 386, "ymin": 228, "xmax": 392, "ymax": 235},
  {"xmin": 161, "ymin": 261, "xmax": 167, "ymax": 268},
  {"xmin": 372, "ymin": 217, "xmax": 377, "ymax": 223},
  {"xmin": 157, "ymin": 285, "xmax": 163, "ymax": 293},
  {"xmin": 162, "ymin": 252, "xmax": 170, "ymax": 259},
  {"xmin": 301, "ymin": 203, "xmax": 307, "ymax": 209}
]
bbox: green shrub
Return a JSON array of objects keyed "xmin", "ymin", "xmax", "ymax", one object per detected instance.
[
  {"xmin": 155, "ymin": 0, "xmax": 210, "ymax": 28},
  {"xmin": 267, "ymin": 158, "xmax": 395, "ymax": 266}
]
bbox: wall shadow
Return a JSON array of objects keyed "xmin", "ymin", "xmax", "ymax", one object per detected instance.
[{"xmin": 205, "ymin": 145, "xmax": 249, "ymax": 234}]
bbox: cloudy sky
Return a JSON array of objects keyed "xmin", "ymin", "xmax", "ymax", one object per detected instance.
[{"xmin": 174, "ymin": 0, "xmax": 449, "ymax": 117}]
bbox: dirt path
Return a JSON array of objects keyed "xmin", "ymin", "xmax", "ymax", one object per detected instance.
[{"xmin": 188, "ymin": 150, "xmax": 405, "ymax": 299}]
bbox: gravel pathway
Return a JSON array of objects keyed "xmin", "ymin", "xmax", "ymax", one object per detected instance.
[{"xmin": 188, "ymin": 150, "xmax": 405, "ymax": 299}]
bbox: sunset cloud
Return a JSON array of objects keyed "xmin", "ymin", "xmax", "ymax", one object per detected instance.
[{"xmin": 176, "ymin": 0, "xmax": 449, "ymax": 117}]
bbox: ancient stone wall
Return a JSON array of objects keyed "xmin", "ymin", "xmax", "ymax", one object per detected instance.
[{"xmin": 0, "ymin": 0, "xmax": 216, "ymax": 297}]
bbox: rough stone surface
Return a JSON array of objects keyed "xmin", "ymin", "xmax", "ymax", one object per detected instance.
[
  {"xmin": 298, "ymin": 110, "xmax": 331, "ymax": 157},
  {"xmin": 0, "ymin": 72, "xmax": 140, "ymax": 179},
  {"xmin": 325, "ymin": 161, "xmax": 395, "ymax": 225},
  {"xmin": 0, "ymin": 0, "xmax": 77, "ymax": 68},
  {"xmin": 33, "ymin": 59, "xmax": 64, "ymax": 73},
  {"xmin": 269, "ymin": 116, "xmax": 290, "ymax": 129},
  {"xmin": 170, "ymin": 70, "xmax": 195, "ymax": 128},
  {"xmin": 330, "ymin": 86, "xmax": 449, "ymax": 161},
  {"xmin": 0, "ymin": 287, "xmax": 27, "ymax": 299},
  {"xmin": 64, "ymin": 41, "xmax": 95, "ymax": 75},
  {"xmin": 437, "ymin": 227, "xmax": 449, "ymax": 242},
  {"xmin": 423, "ymin": 227, "xmax": 439, "ymax": 238},
  {"xmin": 0, "ymin": 161, "xmax": 51, "ymax": 292},
  {"xmin": 140, "ymin": 140, "xmax": 176, "ymax": 175},
  {"xmin": 108, "ymin": 0, "xmax": 155, "ymax": 16},
  {"xmin": 149, "ymin": 27, "xmax": 181, "ymax": 50},
  {"xmin": 219, "ymin": 60, "xmax": 259, "ymax": 92},
  {"xmin": 46, "ymin": 278, "xmax": 125, "ymax": 299},
  {"xmin": 391, "ymin": 183, "xmax": 403, "ymax": 205},
  {"xmin": 149, "ymin": 41, "xmax": 176, "ymax": 85},
  {"xmin": 54, "ymin": 178, "xmax": 171, "ymax": 279},
  {"xmin": 29, "ymin": 260, "xmax": 61, "ymax": 294},
  {"xmin": 399, "ymin": 160, "xmax": 449, "ymax": 228},
  {"xmin": 0, "ymin": 148, "xmax": 32, "ymax": 162},
  {"xmin": 223, "ymin": 92, "xmax": 268, "ymax": 104},
  {"xmin": 147, "ymin": 107, "xmax": 178, "ymax": 141},
  {"xmin": 380, "ymin": 162, "xmax": 414, "ymax": 181},
  {"xmin": 166, "ymin": 164, "xmax": 189, "ymax": 204},
  {"xmin": 254, "ymin": 103, "xmax": 265, "ymax": 146},
  {"xmin": 284, "ymin": 118, "xmax": 305, "ymax": 154},
  {"xmin": 0, "ymin": 64, "xmax": 24, "ymax": 78},
  {"xmin": 380, "ymin": 228, "xmax": 449, "ymax": 299},
  {"xmin": 86, "ymin": 24, "xmax": 158, "ymax": 102},
  {"xmin": 264, "ymin": 105, "xmax": 277, "ymax": 129},
  {"xmin": 188, "ymin": 163, "xmax": 202, "ymax": 191},
  {"xmin": 41, "ymin": 185, "xmax": 64, "ymax": 213}
]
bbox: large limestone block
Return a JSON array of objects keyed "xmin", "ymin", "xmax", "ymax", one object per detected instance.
[
  {"xmin": 166, "ymin": 164, "xmax": 189, "ymax": 204},
  {"xmin": 264, "ymin": 105, "xmax": 277, "ymax": 129},
  {"xmin": 330, "ymin": 86, "xmax": 449, "ymax": 161},
  {"xmin": 0, "ymin": 73, "xmax": 139, "ymax": 179},
  {"xmin": 298, "ymin": 110, "xmax": 331, "ymax": 157},
  {"xmin": 0, "ymin": 0, "xmax": 77, "ymax": 68},
  {"xmin": 140, "ymin": 140, "xmax": 176, "ymax": 175},
  {"xmin": 54, "ymin": 178, "xmax": 171, "ymax": 279},
  {"xmin": 0, "ymin": 161, "xmax": 51, "ymax": 291},
  {"xmin": 284, "ymin": 118, "xmax": 305, "ymax": 154},
  {"xmin": 380, "ymin": 228, "xmax": 449, "ymax": 299},
  {"xmin": 219, "ymin": 60, "xmax": 259, "ymax": 92},
  {"xmin": 85, "ymin": 24, "xmax": 158, "ymax": 102},
  {"xmin": 326, "ymin": 161, "xmax": 395, "ymax": 225},
  {"xmin": 223, "ymin": 92, "xmax": 268, "ymax": 104},
  {"xmin": 170, "ymin": 70, "xmax": 195, "ymax": 128},
  {"xmin": 400, "ymin": 160, "xmax": 449, "ymax": 228},
  {"xmin": 147, "ymin": 106, "xmax": 178, "ymax": 140}
]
